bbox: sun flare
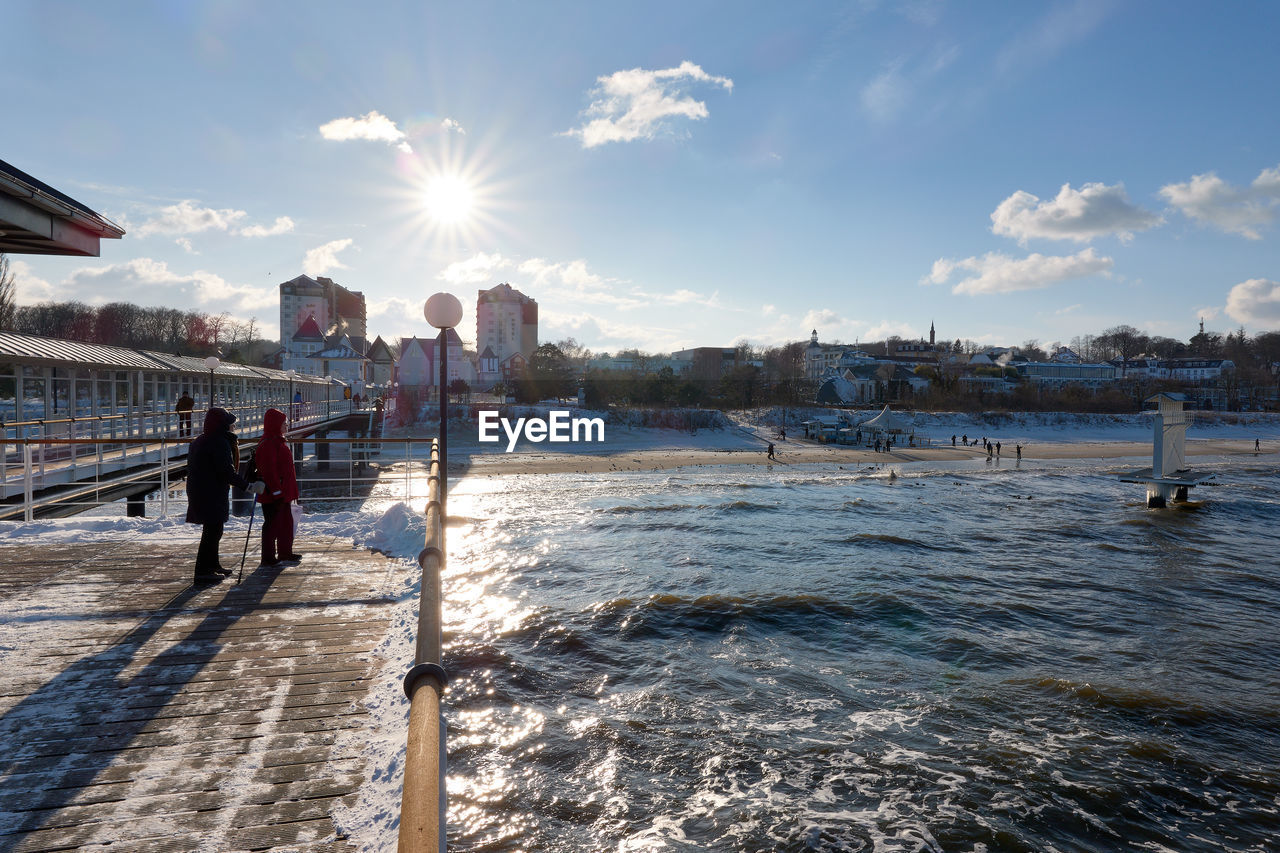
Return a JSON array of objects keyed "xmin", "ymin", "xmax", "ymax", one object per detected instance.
[{"xmin": 423, "ymin": 174, "xmax": 475, "ymax": 226}]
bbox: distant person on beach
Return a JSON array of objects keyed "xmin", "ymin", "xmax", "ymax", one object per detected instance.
[
  {"xmin": 996, "ymin": 441, "xmax": 1001, "ymax": 456},
  {"xmin": 780, "ymin": 427, "xmax": 786, "ymax": 441},
  {"xmin": 961, "ymin": 434, "xmax": 968, "ymax": 446},
  {"xmin": 186, "ymin": 408, "xmax": 264, "ymax": 584},
  {"xmin": 176, "ymin": 391, "xmax": 194, "ymax": 437},
  {"xmin": 254, "ymin": 407, "xmax": 301, "ymax": 568},
  {"xmin": 767, "ymin": 442, "xmax": 776, "ymax": 460},
  {"xmin": 952, "ymin": 435, "xmax": 956, "ymax": 447},
  {"xmin": 1256, "ymin": 438, "xmax": 1261, "ymax": 451},
  {"xmin": 1016, "ymin": 444, "xmax": 1022, "ymax": 460}
]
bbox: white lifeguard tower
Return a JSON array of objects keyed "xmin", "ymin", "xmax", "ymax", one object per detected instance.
[{"xmin": 1119, "ymin": 393, "xmax": 1214, "ymax": 507}]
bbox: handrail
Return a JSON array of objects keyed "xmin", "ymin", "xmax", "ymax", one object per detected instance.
[
  {"xmin": 1, "ymin": 402, "xmax": 359, "ymax": 442},
  {"xmin": 398, "ymin": 438, "xmax": 447, "ymax": 852},
  {"xmin": 1, "ymin": 435, "xmax": 432, "ymax": 520}
]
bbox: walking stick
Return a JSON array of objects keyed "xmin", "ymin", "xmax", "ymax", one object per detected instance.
[{"xmin": 238, "ymin": 498, "xmax": 257, "ymax": 584}]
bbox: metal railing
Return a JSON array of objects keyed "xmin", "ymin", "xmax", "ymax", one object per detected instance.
[
  {"xmin": 1, "ymin": 435, "xmax": 437, "ymax": 520},
  {"xmin": 0, "ymin": 400, "xmax": 351, "ymax": 442},
  {"xmin": 399, "ymin": 439, "xmax": 447, "ymax": 852}
]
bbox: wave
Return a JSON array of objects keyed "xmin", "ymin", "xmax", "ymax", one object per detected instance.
[
  {"xmin": 1018, "ymin": 676, "xmax": 1280, "ymax": 728},
  {"xmin": 833, "ymin": 532, "xmax": 965, "ymax": 552},
  {"xmin": 716, "ymin": 500, "xmax": 776, "ymax": 512},
  {"xmin": 579, "ymin": 591, "xmax": 927, "ymax": 642},
  {"xmin": 598, "ymin": 503, "xmax": 700, "ymax": 514}
]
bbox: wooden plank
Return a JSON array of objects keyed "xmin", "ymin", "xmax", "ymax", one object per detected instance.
[{"xmin": 0, "ymin": 535, "xmax": 412, "ymax": 853}]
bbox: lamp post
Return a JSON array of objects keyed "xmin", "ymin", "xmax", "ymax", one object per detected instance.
[
  {"xmin": 325, "ymin": 374, "xmax": 332, "ymax": 420},
  {"xmin": 425, "ymin": 292, "xmax": 463, "ymax": 516},
  {"xmin": 286, "ymin": 369, "xmax": 297, "ymax": 427},
  {"xmin": 205, "ymin": 356, "xmax": 220, "ymax": 407}
]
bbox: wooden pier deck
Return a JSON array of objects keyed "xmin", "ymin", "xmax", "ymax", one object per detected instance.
[{"xmin": 0, "ymin": 533, "xmax": 412, "ymax": 852}]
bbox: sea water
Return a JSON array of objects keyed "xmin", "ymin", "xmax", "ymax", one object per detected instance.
[{"xmin": 440, "ymin": 457, "xmax": 1280, "ymax": 852}]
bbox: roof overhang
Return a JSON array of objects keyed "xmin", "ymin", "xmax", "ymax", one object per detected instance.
[{"xmin": 0, "ymin": 159, "xmax": 125, "ymax": 256}]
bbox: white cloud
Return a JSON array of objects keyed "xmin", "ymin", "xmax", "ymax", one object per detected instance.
[
  {"xmin": 1159, "ymin": 165, "xmax": 1280, "ymax": 239},
  {"xmin": 925, "ymin": 248, "xmax": 1113, "ymax": 295},
  {"xmin": 519, "ymin": 258, "xmax": 604, "ymax": 290},
  {"xmin": 319, "ymin": 110, "xmax": 412, "ymax": 153},
  {"xmin": 434, "ymin": 251, "xmax": 736, "ymax": 319},
  {"xmin": 175, "ymin": 237, "xmax": 197, "ymax": 254},
  {"xmin": 991, "ymin": 182, "xmax": 1162, "ymax": 244},
  {"xmin": 303, "ymin": 239, "xmax": 355, "ymax": 276},
  {"xmin": 996, "ymin": 0, "xmax": 1114, "ymax": 76},
  {"xmin": 137, "ymin": 200, "xmax": 247, "ymax": 237},
  {"xmin": 28, "ymin": 257, "xmax": 276, "ymax": 331},
  {"xmin": 636, "ymin": 287, "xmax": 729, "ymax": 310},
  {"xmin": 1224, "ymin": 278, "xmax": 1280, "ymax": 326},
  {"xmin": 136, "ymin": 201, "xmax": 294, "ymax": 240},
  {"xmin": 441, "ymin": 118, "xmax": 465, "ymax": 134},
  {"xmin": 861, "ymin": 62, "xmax": 909, "ymax": 123},
  {"xmin": 8, "ymin": 259, "xmax": 56, "ymax": 303},
  {"xmin": 437, "ymin": 252, "xmax": 514, "ymax": 285},
  {"xmin": 803, "ymin": 308, "xmax": 842, "ymax": 329},
  {"xmin": 564, "ymin": 61, "xmax": 733, "ymax": 148},
  {"xmin": 864, "ymin": 320, "xmax": 922, "ymax": 341},
  {"xmin": 366, "ymin": 294, "xmax": 476, "ymax": 346},
  {"xmin": 540, "ymin": 310, "xmax": 686, "ymax": 353},
  {"xmin": 238, "ymin": 216, "xmax": 295, "ymax": 238}
]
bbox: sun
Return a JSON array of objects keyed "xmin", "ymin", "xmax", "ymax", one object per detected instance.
[{"xmin": 423, "ymin": 174, "xmax": 475, "ymax": 226}]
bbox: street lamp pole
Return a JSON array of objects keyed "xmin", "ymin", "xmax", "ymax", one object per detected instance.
[
  {"xmin": 325, "ymin": 374, "xmax": 332, "ymax": 420},
  {"xmin": 204, "ymin": 356, "xmax": 220, "ymax": 408},
  {"xmin": 425, "ymin": 292, "xmax": 463, "ymax": 517},
  {"xmin": 286, "ymin": 369, "xmax": 297, "ymax": 427}
]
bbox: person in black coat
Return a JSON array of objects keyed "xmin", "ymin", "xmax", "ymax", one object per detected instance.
[{"xmin": 186, "ymin": 408, "xmax": 264, "ymax": 584}]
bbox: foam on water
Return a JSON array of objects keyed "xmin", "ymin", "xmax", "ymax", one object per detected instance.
[{"xmin": 433, "ymin": 457, "xmax": 1280, "ymax": 851}]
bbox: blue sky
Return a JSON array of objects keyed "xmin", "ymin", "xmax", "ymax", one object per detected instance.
[{"xmin": 5, "ymin": 0, "xmax": 1280, "ymax": 355}]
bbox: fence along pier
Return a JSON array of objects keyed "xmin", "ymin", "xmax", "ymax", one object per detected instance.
[{"xmin": 1, "ymin": 330, "xmax": 365, "ymax": 517}]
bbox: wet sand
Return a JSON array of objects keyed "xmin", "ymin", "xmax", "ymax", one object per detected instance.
[{"xmin": 453, "ymin": 437, "xmax": 1271, "ymax": 476}]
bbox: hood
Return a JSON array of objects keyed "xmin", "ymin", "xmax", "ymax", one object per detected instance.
[
  {"xmin": 201, "ymin": 407, "xmax": 236, "ymax": 434},
  {"xmin": 264, "ymin": 407, "xmax": 286, "ymax": 438}
]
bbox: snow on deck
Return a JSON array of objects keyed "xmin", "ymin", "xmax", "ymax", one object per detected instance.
[{"xmin": 0, "ymin": 531, "xmax": 416, "ymax": 851}]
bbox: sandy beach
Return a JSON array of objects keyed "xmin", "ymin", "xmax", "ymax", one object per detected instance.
[{"xmin": 450, "ymin": 427, "xmax": 1275, "ymax": 476}]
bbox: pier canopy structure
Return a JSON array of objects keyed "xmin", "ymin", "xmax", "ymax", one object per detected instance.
[
  {"xmin": 1119, "ymin": 392, "xmax": 1214, "ymax": 508},
  {"xmin": 0, "ymin": 330, "xmax": 333, "ymax": 437},
  {"xmin": 1, "ymin": 331, "xmax": 349, "ymax": 516},
  {"xmin": 1, "ymin": 158, "xmax": 125, "ymax": 256}
]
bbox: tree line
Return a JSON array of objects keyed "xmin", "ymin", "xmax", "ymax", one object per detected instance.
[
  {"xmin": 515, "ymin": 324, "xmax": 1280, "ymax": 413},
  {"xmin": 0, "ymin": 284, "xmax": 272, "ymax": 364}
]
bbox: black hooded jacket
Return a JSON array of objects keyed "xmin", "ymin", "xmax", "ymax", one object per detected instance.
[{"xmin": 185, "ymin": 408, "xmax": 249, "ymax": 524}]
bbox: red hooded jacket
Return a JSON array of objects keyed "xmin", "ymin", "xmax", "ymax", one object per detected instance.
[{"xmin": 255, "ymin": 408, "xmax": 299, "ymax": 504}]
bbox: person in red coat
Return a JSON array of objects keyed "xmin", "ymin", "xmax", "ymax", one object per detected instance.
[{"xmin": 254, "ymin": 407, "xmax": 301, "ymax": 566}]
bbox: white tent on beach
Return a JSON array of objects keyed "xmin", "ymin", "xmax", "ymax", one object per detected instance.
[{"xmin": 860, "ymin": 405, "xmax": 912, "ymax": 435}]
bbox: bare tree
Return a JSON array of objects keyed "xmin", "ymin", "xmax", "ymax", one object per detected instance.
[
  {"xmin": 0, "ymin": 254, "xmax": 15, "ymax": 332},
  {"xmin": 1021, "ymin": 339, "xmax": 1048, "ymax": 362},
  {"xmin": 554, "ymin": 337, "xmax": 593, "ymax": 374},
  {"xmin": 1097, "ymin": 325, "xmax": 1149, "ymax": 363}
]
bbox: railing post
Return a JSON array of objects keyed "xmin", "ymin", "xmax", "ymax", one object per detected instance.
[
  {"xmin": 161, "ymin": 439, "xmax": 169, "ymax": 517},
  {"xmin": 23, "ymin": 444, "xmax": 34, "ymax": 523}
]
